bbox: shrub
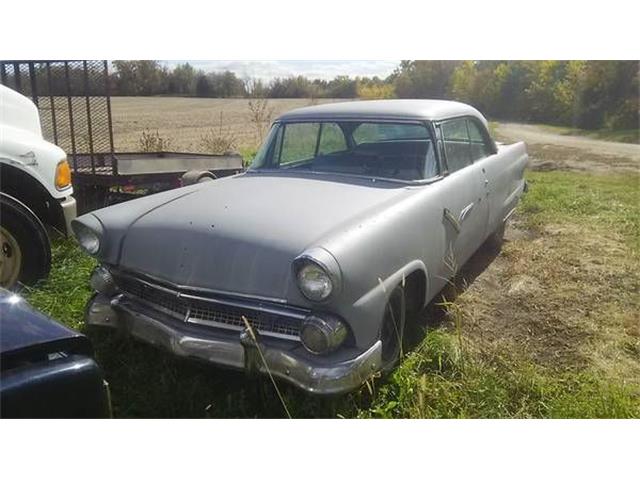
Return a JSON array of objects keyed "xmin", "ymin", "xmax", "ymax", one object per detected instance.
[
  {"xmin": 138, "ymin": 129, "xmax": 172, "ymax": 152},
  {"xmin": 199, "ymin": 112, "xmax": 237, "ymax": 154},
  {"xmin": 247, "ymin": 98, "xmax": 275, "ymax": 144}
]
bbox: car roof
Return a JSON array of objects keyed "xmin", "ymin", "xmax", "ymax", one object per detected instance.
[{"xmin": 276, "ymin": 99, "xmax": 488, "ymax": 125}]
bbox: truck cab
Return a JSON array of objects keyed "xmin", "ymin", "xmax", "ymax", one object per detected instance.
[{"xmin": 0, "ymin": 84, "xmax": 77, "ymax": 288}]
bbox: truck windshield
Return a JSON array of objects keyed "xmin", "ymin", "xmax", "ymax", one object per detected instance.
[{"xmin": 250, "ymin": 121, "xmax": 438, "ymax": 181}]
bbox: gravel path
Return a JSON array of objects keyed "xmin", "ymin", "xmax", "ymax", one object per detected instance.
[{"xmin": 495, "ymin": 123, "xmax": 640, "ymax": 173}]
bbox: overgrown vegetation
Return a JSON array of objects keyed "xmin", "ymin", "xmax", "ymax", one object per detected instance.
[
  {"xmin": 247, "ymin": 97, "xmax": 275, "ymax": 144},
  {"xmin": 198, "ymin": 112, "xmax": 238, "ymax": 154},
  {"xmin": 22, "ymin": 166, "xmax": 639, "ymax": 418},
  {"xmin": 138, "ymin": 129, "xmax": 172, "ymax": 152}
]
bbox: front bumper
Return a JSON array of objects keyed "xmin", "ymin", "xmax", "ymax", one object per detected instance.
[
  {"xmin": 59, "ymin": 195, "xmax": 77, "ymax": 236},
  {"xmin": 86, "ymin": 294, "xmax": 382, "ymax": 395}
]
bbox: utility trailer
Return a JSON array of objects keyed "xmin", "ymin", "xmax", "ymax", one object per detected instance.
[{"xmin": 0, "ymin": 60, "xmax": 243, "ymax": 214}]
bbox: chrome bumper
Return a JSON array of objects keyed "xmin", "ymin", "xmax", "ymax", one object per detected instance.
[
  {"xmin": 86, "ymin": 294, "xmax": 382, "ymax": 395},
  {"xmin": 60, "ymin": 195, "xmax": 77, "ymax": 235}
]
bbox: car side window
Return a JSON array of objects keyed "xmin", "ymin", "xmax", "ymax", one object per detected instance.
[
  {"xmin": 442, "ymin": 118, "xmax": 471, "ymax": 173},
  {"xmin": 467, "ymin": 120, "xmax": 492, "ymax": 161},
  {"xmin": 279, "ymin": 123, "xmax": 320, "ymax": 165},
  {"xmin": 318, "ymin": 123, "xmax": 347, "ymax": 155}
]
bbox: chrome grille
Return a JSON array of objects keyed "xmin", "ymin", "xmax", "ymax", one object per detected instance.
[{"xmin": 114, "ymin": 273, "xmax": 302, "ymax": 340}]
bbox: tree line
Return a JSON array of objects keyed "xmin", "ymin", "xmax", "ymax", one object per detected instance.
[
  {"xmin": 1, "ymin": 60, "xmax": 636, "ymax": 130},
  {"xmin": 110, "ymin": 60, "xmax": 637, "ymax": 130}
]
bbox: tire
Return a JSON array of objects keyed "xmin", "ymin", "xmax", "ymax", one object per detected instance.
[
  {"xmin": 181, "ymin": 170, "xmax": 216, "ymax": 186},
  {"xmin": 0, "ymin": 194, "xmax": 51, "ymax": 288},
  {"xmin": 380, "ymin": 285, "xmax": 407, "ymax": 372}
]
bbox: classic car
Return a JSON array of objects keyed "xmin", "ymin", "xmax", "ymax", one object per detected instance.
[
  {"xmin": 72, "ymin": 100, "xmax": 528, "ymax": 394},
  {"xmin": 0, "ymin": 289, "xmax": 111, "ymax": 418}
]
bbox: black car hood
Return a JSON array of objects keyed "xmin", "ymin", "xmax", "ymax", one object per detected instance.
[{"xmin": 0, "ymin": 289, "xmax": 90, "ymax": 357}]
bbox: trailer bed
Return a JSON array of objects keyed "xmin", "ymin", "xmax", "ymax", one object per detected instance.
[{"xmin": 72, "ymin": 151, "xmax": 244, "ymax": 185}]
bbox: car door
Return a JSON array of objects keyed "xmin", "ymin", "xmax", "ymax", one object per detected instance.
[{"xmin": 434, "ymin": 117, "xmax": 490, "ymax": 276}]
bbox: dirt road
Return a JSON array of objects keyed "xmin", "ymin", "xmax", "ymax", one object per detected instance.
[{"xmin": 495, "ymin": 123, "xmax": 640, "ymax": 173}]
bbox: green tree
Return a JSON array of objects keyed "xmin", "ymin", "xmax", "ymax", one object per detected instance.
[
  {"xmin": 169, "ymin": 63, "xmax": 196, "ymax": 95},
  {"xmin": 393, "ymin": 60, "xmax": 460, "ymax": 98},
  {"xmin": 195, "ymin": 74, "xmax": 211, "ymax": 97},
  {"xmin": 112, "ymin": 60, "xmax": 168, "ymax": 95}
]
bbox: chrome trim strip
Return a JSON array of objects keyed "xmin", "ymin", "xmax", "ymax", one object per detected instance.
[
  {"xmin": 112, "ymin": 267, "xmax": 290, "ymax": 305},
  {"xmin": 458, "ymin": 202, "xmax": 474, "ymax": 224},
  {"xmin": 113, "ymin": 269, "xmax": 308, "ymax": 315},
  {"xmin": 179, "ymin": 291, "xmax": 309, "ymax": 319},
  {"xmin": 503, "ymin": 206, "xmax": 517, "ymax": 223}
]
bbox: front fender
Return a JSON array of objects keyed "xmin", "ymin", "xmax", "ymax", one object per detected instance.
[{"xmin": 343, "ymin": 259, "xmax": 428, "ymax": 350}]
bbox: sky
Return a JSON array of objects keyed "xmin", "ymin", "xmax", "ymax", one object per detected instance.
[{"xmin": 163, "ymin": 60, "xmax": 400, "ymax": 81}]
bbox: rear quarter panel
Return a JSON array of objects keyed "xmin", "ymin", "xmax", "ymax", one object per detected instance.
[{"xmin": 481, "ymin": 142, "xmax": 528, "ymax": 232}]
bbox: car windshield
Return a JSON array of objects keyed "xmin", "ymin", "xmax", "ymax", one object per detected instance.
[{"xmin": 250, "ymin": 121, "xmax": 438, "ymax": 181}]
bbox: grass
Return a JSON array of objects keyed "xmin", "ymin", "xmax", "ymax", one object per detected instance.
[
  {"xmin": 521, "ymin": 171, "xmax": 640, "ymax": 252},
  {"xmin": 23, "ymin": 169, "xmax": 640, "ymax": 418},
  {"xmin": 360, "ymin": 331, "xmax": 639, "ymax": 418}
]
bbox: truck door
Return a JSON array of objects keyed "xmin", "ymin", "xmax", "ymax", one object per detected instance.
[{"xmin": 435, "ymin": 118, "xmax": 490, "ymax": 277}]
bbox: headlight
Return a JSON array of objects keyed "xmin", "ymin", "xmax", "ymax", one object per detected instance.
[
  {"xmin": 73, "ymin": 222, "xmax": 101, "ymax": 255},
  {"xmin": 55, "ymin": 159, "xmax": 72, "ymax": 190},
  {"xmin": 296, "ymin": 261, "xmax": 333, "ymax": 301},
  {"xmin": 300, "ymin": 315, "xmax": 347, "ymax": 354}
]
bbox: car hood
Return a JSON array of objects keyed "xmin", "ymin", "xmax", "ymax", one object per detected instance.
[
  {"xmin": 0, "ymin": 289, "xmax": 91, "ymax": 357},
  {"xmin": 103, "ymin": 173, "xmax": 412, "ymax": 299}
]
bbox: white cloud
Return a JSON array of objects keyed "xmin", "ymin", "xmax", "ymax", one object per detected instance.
[{"xmin": 163, "ymin": 60, "xmax": 400, "ymax": 81}]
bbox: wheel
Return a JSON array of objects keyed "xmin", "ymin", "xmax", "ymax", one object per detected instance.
[
  {"xmin": 0, "ymin": 194, "xmax": 51, "ymax": 288},
  {"xmin": 181, "ymin": 170, "xmax": 216, "ymax": 186},
  {"xmin": 380, "ymin": 285, "xmax": 407, "ymax": 372}
]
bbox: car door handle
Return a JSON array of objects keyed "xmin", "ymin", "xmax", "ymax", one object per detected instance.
[{"xmin": 458, "ymin": 202, "xmax": 474, "ymax": 224}]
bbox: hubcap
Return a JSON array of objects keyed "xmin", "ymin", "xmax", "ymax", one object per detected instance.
[{"xmin": 0, "ymin": 226, "xmax": 22, "ymax": 288}]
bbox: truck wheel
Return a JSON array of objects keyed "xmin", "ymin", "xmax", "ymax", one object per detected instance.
[
  {"xmin": 181, "ymin": 170, "xmax": 216, "ymax": 186},
  {"xmin": 380, "ymin": 285, "xmax": 407, "ymax": 372},
  {"xmin": 0, "ymin": 195, "xmax": 51, "ymax": 288}
]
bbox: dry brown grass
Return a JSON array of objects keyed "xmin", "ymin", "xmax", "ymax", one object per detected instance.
[
  {"xmin": 109, "ymin": 97, "xmax": 341, "ymax": 153},
  {"xmin": 445, "ymin": 195, "xmax": 640, "ymax": 407}
]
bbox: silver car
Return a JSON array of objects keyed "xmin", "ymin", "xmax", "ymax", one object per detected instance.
[{"xmin": 73, "ymin": 100, "xmax": 528, "ymax": 394}]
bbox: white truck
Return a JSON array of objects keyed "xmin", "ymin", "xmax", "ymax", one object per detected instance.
[{"xmin": 0, "ymin": 84, "xmax": 77, "ymax": 288}]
